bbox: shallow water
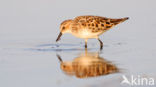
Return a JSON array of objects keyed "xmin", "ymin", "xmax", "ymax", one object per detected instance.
[
  {"xmin": 1, "ymin": 0, "xmax": 156, "ymax": 87},
  {"xmin": 0, "ymin": 42, "xmax": 155, "ymax": 87}
]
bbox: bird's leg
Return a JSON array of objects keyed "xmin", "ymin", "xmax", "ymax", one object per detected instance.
[
  {"xmin": 85, "ymin": 39, "xmax": 88, "ymax": 48},
  {"xmin": 98, "ymin": 38, "xmax": 103, "ymax": 50}
]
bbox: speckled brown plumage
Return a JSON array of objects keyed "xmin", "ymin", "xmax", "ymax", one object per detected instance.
[
  {"xmin": 73, "ymin": 16, "xmax": 128, "ymax": 33},
  {"xmin": 56, "ymin": 15, "xmax": 129, "ymax": 49}
]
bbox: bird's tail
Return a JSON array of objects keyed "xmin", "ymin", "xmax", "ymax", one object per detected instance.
[
  {"xmin": 111, "ymin": 17, "xmax": 129, "ymax": 25},
  {"xmin": 121, "ymin": 17, "xmax": 129, "ymax": 22}
]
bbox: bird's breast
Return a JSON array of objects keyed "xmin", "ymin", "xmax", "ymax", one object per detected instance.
[{"xmin": 71, "ymin": 28, "xmax": 102, "ymax": 39}]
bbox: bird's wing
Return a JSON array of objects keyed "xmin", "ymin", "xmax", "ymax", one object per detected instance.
[
  {"xmin": 73, "ymin": 16, "xmax": 129, "ymax": 32},
  {"xmin": 73, "ymin": 16, "xmax": 110, "ymax": 32}
]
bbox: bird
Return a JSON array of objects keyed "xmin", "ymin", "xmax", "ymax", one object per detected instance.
[{"xmin": 56, "ymin": 15, "xmax": 129, "ymax": 49}]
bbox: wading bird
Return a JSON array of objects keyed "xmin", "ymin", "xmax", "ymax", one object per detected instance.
[{"xmin": 56, "ymin": 15, "xmax": 129, "ymax": 49}]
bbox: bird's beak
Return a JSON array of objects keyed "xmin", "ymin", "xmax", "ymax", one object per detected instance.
[
  {"xmin": 56, "ymin": 32, "xmax": 62, "ymax": 42},
  {"xmin": 57, "ymin": 54, "xmax": 63, "ymax": 62}
]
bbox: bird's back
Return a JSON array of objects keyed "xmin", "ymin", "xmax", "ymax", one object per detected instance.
[{"xmin": 73, "ymin": 15, "xmax": 129, "ymax": 33}]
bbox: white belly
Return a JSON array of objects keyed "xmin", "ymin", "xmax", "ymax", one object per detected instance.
[{"xmin": 72, "ymin": 29, "xmax": 103, "ymax": 39}]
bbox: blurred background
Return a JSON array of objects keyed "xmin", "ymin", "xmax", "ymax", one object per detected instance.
[{"xmin": 0, "ymin": 0, "xmax": 156, "ymax": 87}]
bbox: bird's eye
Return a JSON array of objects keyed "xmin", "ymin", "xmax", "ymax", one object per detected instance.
[{"xmin": 62, "ymin": 26, "xmax": 65, "ymax": 30}]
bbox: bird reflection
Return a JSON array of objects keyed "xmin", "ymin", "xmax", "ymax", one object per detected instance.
[{"xmin": 57, "ymin": 49, "xmax": 119, "ymax": 78}]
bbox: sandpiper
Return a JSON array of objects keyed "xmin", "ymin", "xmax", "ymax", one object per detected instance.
[{"xmin": 56, "ymin": 15, "xmax": 129, "ymax": 49}]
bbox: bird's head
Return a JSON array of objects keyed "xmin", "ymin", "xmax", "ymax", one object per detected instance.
[{"xmin": 56, "ymin": 19, "xmax": 73, "ymax": 42}]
